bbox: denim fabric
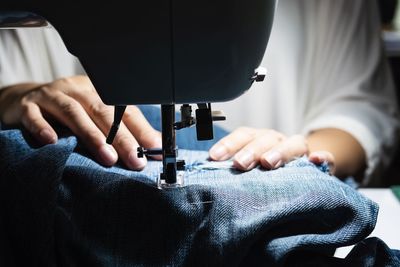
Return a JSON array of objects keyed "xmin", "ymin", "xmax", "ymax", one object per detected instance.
[
  {"xmin": 1, "ymin": 105, "xmax": 399, "ymax": 266},
  {"xmin": 1, "ymin": 127, "xmax": 400, "ymax": 267}
]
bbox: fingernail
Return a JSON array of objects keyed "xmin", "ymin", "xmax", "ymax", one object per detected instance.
[
  {"xmin": 99, "ymin": 144, "xmax": 117, "ymax": 166},
  {"xmin": 236, "ymin": 150, "xmax": 254, "ymax": 169},
  {"xmin": 39, "ymin": 129, "xmax": 56, "ymax": 144},
  {"xmin": 128, "ymin": 149, "xmax": 147, "ymax": 170},
  {"xmin": 264, "ymin": 151, "xmax": 283, "ymax": 169},
  {"xmin": 310, "ymin": 155, "xmax": 322, "ymax": 164},
  {"xmin": 310, "ymin": 152, "xmax": 326, "ymax": 164},
  {"xmin": 209, "ymin": 145, "xmax": 228, "ymax": 160}
]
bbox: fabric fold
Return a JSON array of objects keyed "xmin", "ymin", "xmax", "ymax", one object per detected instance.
[{"xmin": 0, "ymin": 129, "xmax": 399, "ymax": 267}]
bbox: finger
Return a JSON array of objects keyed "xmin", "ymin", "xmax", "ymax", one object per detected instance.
[
  {"xmin": 20, "ymin": 102, "xmax": 58, "ymax": 144},
  {"xmin": 61, "ymin": 82, "xmax": 148, "ymax": 169},
  {"xmin": 309, "ymin": 151, "xmax": 336, "ymax": 174},
  {"xmin": 232, "ymin": 131, "xmax": 287, "ymax": 171},
  {"xmin": 122, "ymin": 106, "xmax": 162, "ymax": 160},
  {"xmin": 84, "ymin": 100, "xmax": 148, "ymax": 170},
  {"xmin": 260, "ymin": 135, "xmax": 308, "ymax": 170},
  {"xmin": 61, "ymin": 78, "xmax": 160, "ymax": 163},
  {"xmin": 209, "ymin": 127, "xmax": 261, "ymax": 161},
  {"xmin": 33, "ymin": 92, "xmax": 118, "ymax": 167}
]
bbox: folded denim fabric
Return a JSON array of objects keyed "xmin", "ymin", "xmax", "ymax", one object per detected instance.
[{"xmin": 0, "ymin": 128, "xmax": 399, "ymax": 267}]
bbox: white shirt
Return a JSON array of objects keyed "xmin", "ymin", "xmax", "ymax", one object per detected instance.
[
  {"xmin": 0, "ymin": 0, "xmax": 398, "ymax": 186},
  {"xmin": 0, "ymin": 27, "xmax": 86, "ymax": 86},
  {"xmin": 215, "ymin": 0, "xmax": 400, "ymax": 186}
]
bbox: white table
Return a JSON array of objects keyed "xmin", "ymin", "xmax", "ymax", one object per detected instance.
[{"xmin": 335, "ymin": 188, "xmax": 400, "ymax": 258}]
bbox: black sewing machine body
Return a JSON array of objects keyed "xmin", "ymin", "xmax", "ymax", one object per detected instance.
[{"xmin": 0, "ymin": 0, "xmax": 276, "ymax": 186}]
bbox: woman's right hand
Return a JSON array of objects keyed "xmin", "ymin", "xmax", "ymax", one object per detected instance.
[{"xmin": 0, "ymin": 75, "xmax": 162, "ymax": 170}]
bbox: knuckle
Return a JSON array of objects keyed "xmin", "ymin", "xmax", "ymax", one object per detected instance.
[
  {"xmin": 236, "ymin": 126, "xmax": 253, "ymax": 134},
  {"xmin": 123, "ymin": 106, "xmax": 141, "ymax": 121},
  {"xmin": 25, "ymin": 85, "xmax": 53, "ymax": 102},
  {"xmin": 236, "ymin": 127, "xmax": 257, "ymax": 139},
  {"xmin": 263, "ymin": 129, "xmax": 286, "ymax": 142},
  {"xmin": 85, "ymin": 129, "xmax": 101, "ymax": 141},
  {"xmin": 81, "ymin": 77, "xmax": 97, "ymax": 93},
  {"xmin": 218, "ymin": 139, "xmax": 235, "ymax": 152},
  {"xmin": 55, "ymin": 77, "xmax": 79, "ymax": 94},
  {"xmin": 89, "ymin": 102, "xmax": 111, "ymax": 118},
  {"xmin": 23, "ymin": 93, "xmax": 35, "ymax": 102},
  {"xmin": 292, "ymin": 134, "xmax": 308, "ymax": 152},
  {"xmin": 123, "ymin": 108, "xmax": 135, "ymax": 121},
  {"xmin": 58, "ymin": 77, "xmax": 74, "ymax": 86},
  {"xmin": 37, "ymin": 85, "xmax": 53, "ymax": 97},
  {"xmin": 242, "ymin": 147, "xmax": 256, "ymax": 157},
  {"xmin": 276, "ymin": 133, "xmax": 286, "ymax": 142},
  {"xmin": 77, "ymin": 75, "xmax": 91, "ymax": 85},
  {"xmin": 115, "ymin": 134, "xmax": 134, "ymax": 149},
  {"xmin": 59, "ymin": 99, "xmax": 79, "ymax": 115},
  {"xmin": 23, "ymin": 89, "xmax": 39, "ymax": 102},
  {"xmin": 20, "ymin": 102, "xmax": 31, "ymax": 114},
  {"xmin": 137, "ymin": 128, "xmax": 158, "ymax": 143},
  {"xmin": 58, "ymin": 75, "xmax": 94, "ymax": 94}
]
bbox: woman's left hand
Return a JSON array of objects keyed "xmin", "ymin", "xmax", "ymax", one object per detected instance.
[{"xmin": 209, "ymin": 127, "xmax": 335, "ymax": 173}]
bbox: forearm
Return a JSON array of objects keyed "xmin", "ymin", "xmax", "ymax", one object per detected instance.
[{"xmin": 306, "ymin": 128, "xmax": 366, "ymax": 180}]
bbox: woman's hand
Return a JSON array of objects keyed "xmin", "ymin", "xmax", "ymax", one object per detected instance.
[
  {"xmin": 0, "ymin": 75, "xmax": 161, "ymax": 170},
  {"xmin": 209, "ymin": 127, "xmax": 336, "ymax": 173}
]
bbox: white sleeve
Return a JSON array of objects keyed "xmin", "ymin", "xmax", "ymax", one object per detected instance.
[
  {"xmin": 299, "ymin": 0, "xmax": 400, "ymax": 186},
  {"xmin": 0, "ymin": 27, "xmax": 85, "ymax": 89}
]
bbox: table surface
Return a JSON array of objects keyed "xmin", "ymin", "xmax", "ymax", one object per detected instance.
[{"xmin": 334, "ymin": 188, "xmax": 400, "ymax": 258}]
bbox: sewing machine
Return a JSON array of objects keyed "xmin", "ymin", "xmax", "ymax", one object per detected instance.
[{"xmin": 0, "ymin": 1, "xmax": 276, "ymax": 187}]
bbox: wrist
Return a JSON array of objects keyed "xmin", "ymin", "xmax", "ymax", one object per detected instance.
[{"xmin": 306, "ymin": 128, "xmax": 366, "ymax": 179}]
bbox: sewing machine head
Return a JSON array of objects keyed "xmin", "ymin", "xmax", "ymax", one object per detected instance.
[{"xmin": 0, "ymin": 0, "xmax": 276, "ymax": 188}]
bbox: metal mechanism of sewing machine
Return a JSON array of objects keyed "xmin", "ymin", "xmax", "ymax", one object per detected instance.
[{"xmin": 0, "ymin": 0, "xmax": 276, "ymax": 188}]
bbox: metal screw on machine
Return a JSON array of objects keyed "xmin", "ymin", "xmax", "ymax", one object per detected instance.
[
  {"xmin": 251, "ymin": 67, "xmax": 267, "ymax": 82},
  {"xmin": 177, "ymin": 160, "xmax": 185, "ymax": 171},
  {"xmin": 137, "ymin": 147, "xmax": 163, "ymax": 158},
  {"xmin": 135, "ymin": 103, "xmax": 225, "ymax": 188}
]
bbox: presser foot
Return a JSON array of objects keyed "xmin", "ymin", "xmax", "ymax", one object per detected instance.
[
  {"xmin": 110, "ymin": 103, "xmax": 221, "ymax": 189},
  {"xmin": 157, "ymin": 171, "xmax": 185, "ymax": 189}
]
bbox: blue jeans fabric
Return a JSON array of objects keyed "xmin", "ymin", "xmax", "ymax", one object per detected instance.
[{"xmin": 0, "ymin": 105, "xmax": 399, "ymax": 267}]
